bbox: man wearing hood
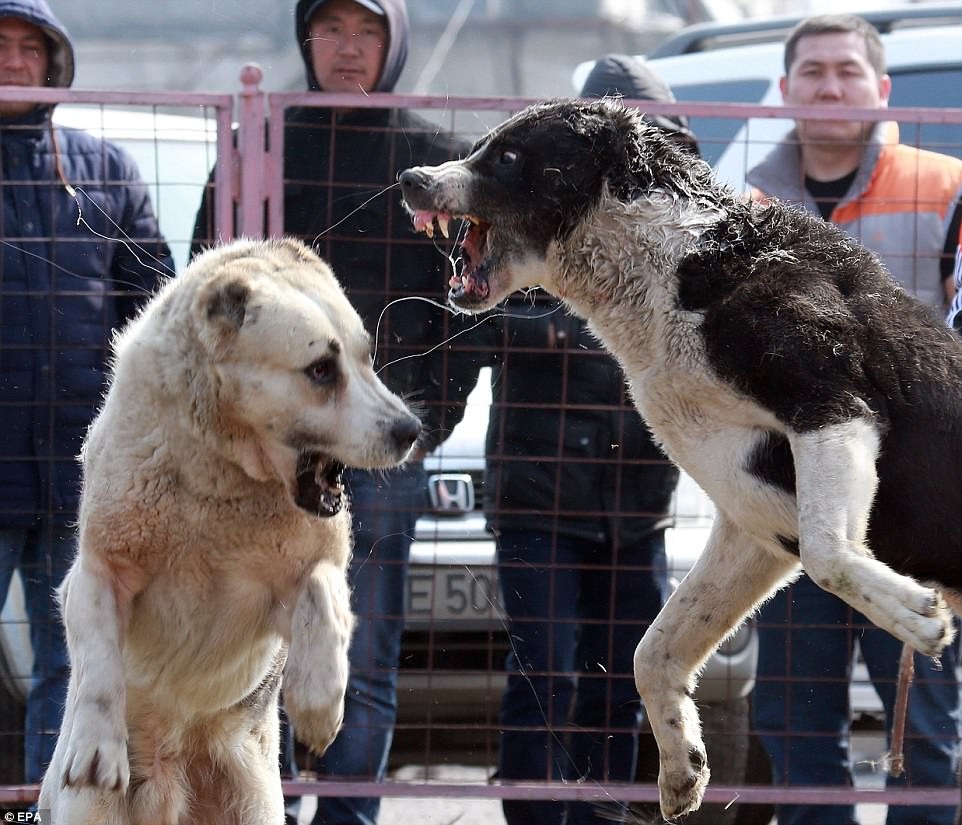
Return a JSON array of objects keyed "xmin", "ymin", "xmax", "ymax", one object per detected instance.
[
  {"xmin": 0, "ymin": 0, "xmax": 172, "ymax": 788},
  {"xmin": 191, "ymin": 3, "xmax": 471, "ymax": 824}
]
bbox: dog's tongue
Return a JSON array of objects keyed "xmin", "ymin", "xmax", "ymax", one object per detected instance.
[
  {"xmin": 412, "ymin": 209, "xmax": 453, "ymax": 238},
  {"xmin": 412, "ymin": 210, "xmax": 436, "ymax": 232}
]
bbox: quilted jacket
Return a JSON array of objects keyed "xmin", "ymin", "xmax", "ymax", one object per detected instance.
[{"xmin": 0, "ymin": 0, "xmax": 172, "ymax": 526}]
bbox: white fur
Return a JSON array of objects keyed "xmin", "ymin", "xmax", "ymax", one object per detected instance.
[
  {"xmin": 405, "ymin": 149, "xmax": 958, "ymax": 817},
  {"xmin": 562, "ymin": 201, "xmax": 954, "ymax": 814},
  {"xmin": 39, "ymin": 238, "xmax": 420, "ymax": 825}
]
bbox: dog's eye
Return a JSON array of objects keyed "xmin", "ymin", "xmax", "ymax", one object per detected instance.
[
  {"xmin": 498, "ymin": 149, "xmax": 519, "ymax": 166},
  {"xmin": 304, "ymin": 357, "xmax": 337, "ymax": 387}
]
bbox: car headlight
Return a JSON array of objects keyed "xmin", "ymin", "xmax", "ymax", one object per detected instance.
[{"xmin": 717, "ymin": 621, "xmax": 753, "ymax": 657}]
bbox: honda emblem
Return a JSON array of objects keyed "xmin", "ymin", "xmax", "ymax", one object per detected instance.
[{"xmin": 427, "ymin": 473, "xmax": 475, "ymax": 514}]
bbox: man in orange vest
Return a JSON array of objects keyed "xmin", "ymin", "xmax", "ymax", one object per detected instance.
[{"xmin": 747, "ymin": 14, "xmax": 962, "ymax": 825}]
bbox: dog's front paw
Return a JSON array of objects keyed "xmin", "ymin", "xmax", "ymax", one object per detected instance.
[
  {"xmin": 659, "ymin": 744, "xmax": 709, "ymax": 819},
  {"xmin": 283, "ymin": 635, "xmax": 349, "ymax": 752},
  {"xmin": 905, "ymin": 588, "xmax": 954, "ymax": 658},
  {"xmin": 62, "ymin": 732, "xmax": 129, "ymax": 792},
  {"xmin": 284, "ymin": 690, "xmax": 345, "ymax": 754},
  {"xmin": 285, "ymin": 561, "xmax": 353, "ymax": 753},
  {"xmin": 867, "ymin": 581, "xmax": 955, "ymax": 658}
]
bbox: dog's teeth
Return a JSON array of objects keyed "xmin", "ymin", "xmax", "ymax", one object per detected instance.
[
  {"xmin": 424, "ymin": 221, "xmax": 434, "ymax": 238},
  {"xmin": 438, "ymin": 215, "xmax": 450, "ymax": 238},
  {"xmin": 412, "ymin": 210, "xmax": 435, "ymax": 234}
]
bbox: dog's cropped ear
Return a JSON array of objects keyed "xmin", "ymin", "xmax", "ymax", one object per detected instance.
[
  {"xmin": 573, "ymin": 101, "xmax": 649, "ymax": 198},
  {"xmin": 193, "ymin": 271, "xmax": 252, "ymax": 356}
]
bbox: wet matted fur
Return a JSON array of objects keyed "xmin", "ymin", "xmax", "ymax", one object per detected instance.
[
  {"xmin": 38, "ymin": 237, "xmax": 421, "ymax": 825},
  {"xmin": 399, "ymin": 99, "xmax": 962, "ymax": 818}
]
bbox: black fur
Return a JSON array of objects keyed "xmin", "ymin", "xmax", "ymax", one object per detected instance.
[
  {"xmin": 680, "ymin": 204, "xmax": 962, "ymax": 585},
  {"xmin": 402, "ymin": 99, "xmax": 962, "ymax": 591},
  {"xmin": 459, "ymin": 100, "xmax": 713, "ymax": 252},
  {"xmin": 402, "ymin": 98, "xmax": 962, "ymax": 821}
]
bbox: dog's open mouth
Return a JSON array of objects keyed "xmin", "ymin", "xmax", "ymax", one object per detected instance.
[
  {"xmin": 295, "ymin": 452, "xmax": 345, "ymax": 517},
  {"xmin": 412, "ymin": 210, "xmax": 492, "ymax": 304}
]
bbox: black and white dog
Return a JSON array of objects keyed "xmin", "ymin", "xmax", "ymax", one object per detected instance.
[{"xmin": 400, "ymin": 99, "xmax": 962, "ymax": 819}]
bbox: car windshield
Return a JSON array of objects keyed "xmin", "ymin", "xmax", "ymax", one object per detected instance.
[
  {"xmin": 888, "ymin": 66, "xmax": 962, "ymax": 159},
  {"xmin": 53, "ymin": 105, "xmax": 217, "ymax": 272},
  {"xmin": 667, "ymin": 78, "xmax": 772, "ymax": 166}
]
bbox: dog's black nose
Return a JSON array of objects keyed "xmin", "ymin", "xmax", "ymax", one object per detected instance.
[
  {"xmin": 399, "ymin": 167, "xmax": 430, "ymax": 197},
  {"xmin": 391, "ymin": 415, "xmax": 422, "ymax": 452}
]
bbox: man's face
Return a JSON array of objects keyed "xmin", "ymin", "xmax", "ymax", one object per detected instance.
[
  {"xmin": 307, "ymin": 0, "xmax": 387, "ymax": 94},
  {"xmin": 0, "ymin": 17, "xmax": 48, "ymax": 117},
  {"xmin": 780, "ymin": 31, "xmax": 891, "ymax": 147}
]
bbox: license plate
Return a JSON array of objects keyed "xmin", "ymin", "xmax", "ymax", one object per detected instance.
[{"xmin": 406, "ymin": 565, "xmax": 504, "ymax": 627}]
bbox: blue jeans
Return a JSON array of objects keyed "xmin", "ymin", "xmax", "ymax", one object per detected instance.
[
  {"xmin": 311, "ymin": 463, "xmax": 427, "ymax": 825},
  {"xmin": 496, "ymin": 529, "xmax": 670, "ymax": 825},
  {"xmin": 0, "ymin": 525, "xmax": 73, "ymax": 784},
  {"xmin": 754, "ymin": 574, "xmax": 961, "ymax": 825}
]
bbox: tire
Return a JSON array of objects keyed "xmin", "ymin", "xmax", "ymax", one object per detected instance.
[
  {"xmin": 680, "ymin": 697, "xmax": 750, "ymax": 825},
  {"xmin": 0, "ymin": 648, "xmax": 25, "ymax": 784},
  {"xmin": 0, "ymin": 570, "xmax": 28, "ymax": 784},
  {"xmin": 733, "ymin": 706, "xmax": 775, "ymax": 825}
]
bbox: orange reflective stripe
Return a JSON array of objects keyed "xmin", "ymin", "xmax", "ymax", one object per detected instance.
[{"xmin": 833, "ymin": 145, "xmax": 962, "ymax": 224}]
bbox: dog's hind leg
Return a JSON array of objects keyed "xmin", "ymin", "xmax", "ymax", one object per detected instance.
[
  {"xmin": 188, "ymin": 716, "xmax": 285, "ymax": 825},
  {"xmin": 791, "ymin": 420, "xmax": 954, "ymax": 657},
  {"xmin": 634, "ymin": 515, "xmax": 797, "ymax": 820}
]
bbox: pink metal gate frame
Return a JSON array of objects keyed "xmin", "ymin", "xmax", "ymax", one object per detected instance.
[{"xmin": 2, "ymin": 66, "xmax": 962, "ymax": 815}]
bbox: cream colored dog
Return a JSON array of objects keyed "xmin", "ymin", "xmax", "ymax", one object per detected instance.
[{"xmin": 38, "ymin": 238, "xmax": 422, "ymax": 825}]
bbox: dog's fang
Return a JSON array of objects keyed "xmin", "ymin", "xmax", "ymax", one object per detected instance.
[{"xmin": 438, "ymin": 215, "xmax": 450, "ymax": 238}]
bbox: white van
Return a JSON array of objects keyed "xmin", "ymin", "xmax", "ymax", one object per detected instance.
[
  {"xmin": 574, "ymin": 4, "xmax": 962, "ymax": 189},
  {"xmin": 52, "ymin": 105, "xmax": 217, "ymax": 271}
]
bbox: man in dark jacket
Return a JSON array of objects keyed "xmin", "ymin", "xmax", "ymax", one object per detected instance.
[
  {"xmin": 193, "ymin": 3, "xmax": 470, "ymax": 823},
  {"xmin": 0, "ymin": 0, "xmax": 172, "ymax": 786},
  {"xmin": 448, "ymin": 56, "xmax": 695, "ymax": 825}
]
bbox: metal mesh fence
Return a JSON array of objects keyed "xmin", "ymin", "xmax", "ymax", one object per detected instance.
[{"xmin": 2, "ymin": 82, "xmax": 962, "ymax": 824}]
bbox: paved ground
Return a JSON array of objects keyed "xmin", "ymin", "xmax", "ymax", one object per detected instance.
[
  {"xmin": 298, "ymin": 779, "xmax": 891, "ymax": 825},
  {"xmin": 296, "ymin": 766, "xmax": 502, "ymax": 825}
]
